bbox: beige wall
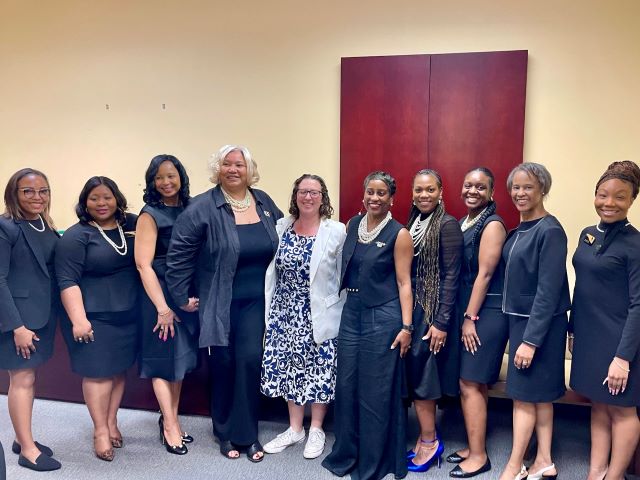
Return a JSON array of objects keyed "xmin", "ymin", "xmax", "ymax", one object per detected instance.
[{"xmin": 1, "ymin": 0, "xmax": 639, "ymax": 264}]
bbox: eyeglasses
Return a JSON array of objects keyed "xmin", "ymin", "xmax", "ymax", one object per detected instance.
[
  {"xmin": 19, "ymin": 188, "xmax": 50, "ymax": 199},
  {"xmin": 297, "ymin": 189, "xmax": 322, "ymax": 198}
]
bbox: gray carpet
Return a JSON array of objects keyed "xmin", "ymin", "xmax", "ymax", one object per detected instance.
[{"xmin": 0, "ymin": 395, "xmax": 600, "ymax": 480}]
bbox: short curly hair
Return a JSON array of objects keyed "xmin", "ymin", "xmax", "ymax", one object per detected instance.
[{"xmin": 208, "ymin": 145, "xmax": 260, "ymax": 186}]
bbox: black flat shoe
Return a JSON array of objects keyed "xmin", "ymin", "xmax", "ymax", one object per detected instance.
[
  {"xmin": 220, "ymin": 440, "xmax": 240, "ymax": 459},
  {"xmin": 246, "ymin": 441, "xmax": 264, "ymax": 463},
  {"xmin": 447, "ymin": 451, "xmax": 468, "ymax": 464},
  {"xmin": 12, "ymin": 440, "xmax": 53, "ymax": 457},
  {"xmin": 18, "ymin": 453, "xmax": 61, "ymax": 471},
  {"xmin": 449, "ymin": 458, "xmax": 491, "ymax": 478}
]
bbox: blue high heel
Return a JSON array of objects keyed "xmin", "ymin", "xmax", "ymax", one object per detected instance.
[{"xmin": 407, "ymin": 437, "xmax": 444, "ymax": 473}]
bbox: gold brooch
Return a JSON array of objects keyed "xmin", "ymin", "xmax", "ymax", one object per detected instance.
[{"xmin": 583, "ymin": 233, "xmax": 595, "ymax": 245}]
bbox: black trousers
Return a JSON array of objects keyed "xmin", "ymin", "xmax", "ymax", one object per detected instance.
[
  {"xmin": 207, "ymin": 297, "xmax": 265, "ymax": 446},
  {"xmin": 322, "ymin": 294, "xmax": 407, "ymax": 480}
]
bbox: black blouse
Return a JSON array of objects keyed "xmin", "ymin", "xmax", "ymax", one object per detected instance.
[
  {"xmin": 411, "ymin": 214, "xmax": 463, "ymax": 331},
  {"xmin": 55, "ymin": 214, "xmax": 139, "ymax": 313}
]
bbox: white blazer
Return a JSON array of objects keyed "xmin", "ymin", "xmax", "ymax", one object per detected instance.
[{"xmin": 264, "ymin": 216, "xmax": 347, "ymax": 344}]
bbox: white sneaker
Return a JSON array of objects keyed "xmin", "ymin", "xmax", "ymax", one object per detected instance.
[
  {"xmin": 263, "ymin": 427, "xmax": 305, "ymax": 454},
  {"xmin": 303, "ymin": 427, "xmax": 326, "ymax": 459}
]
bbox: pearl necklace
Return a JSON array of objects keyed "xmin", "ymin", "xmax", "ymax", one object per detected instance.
[
  {"xmin": 221, "ymin": 187, "xmax": 251, "ymax": 213},
  {"xmin": 358, "ymin": 212, "xmax": 392, "ymax": 244},
  {"xmin": 91, "ymin": 221, "xmax": 127, "ymax": 256},
  {"xmin": 27, "ymin": 215, "xmax": 46, "ymax": 232},
  {"xmin": 409, "ymin": 213, "xmax": 433, "ymax": 254},
  {"xmin": 460, "ymin": 207, "xmax": 488, "ymax": 232}
]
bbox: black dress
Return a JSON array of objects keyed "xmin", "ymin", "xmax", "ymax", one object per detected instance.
[
  {"xmin": 570, "ymin": 221, "xmax": 640, "ymax": 406},
  {"xmin": 138, "ymin": 204, "xmax": 198, "ymax": 382},
  {"xmin": 56, "ymin": 214, "xmax": 139, "ymax": 378},
  {"xmin": 0, "ymin": 220, "xmax": 59, "ymax": 370},
  {"xmin": 208, "ymin": 221, "xmax": 275, "ymax": 446},
  {"xmin": 502, "ymin": 217, "xmax": 568, "ymax": 403},
  {"xmin": 458, "ymin": 214, "xmax": 509, "ymax": 384},
  {"xmin": 405, "ymin": 214, "xmax": 463, "ymax": 399}
]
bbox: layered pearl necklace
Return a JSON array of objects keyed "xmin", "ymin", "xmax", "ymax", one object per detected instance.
[
  {"xmin": 27, "ymin": 215, "xmax": 46, "ymax": 232},
  {"xmin": 460, "ymin": 206, "xmax": 488, "ymax": 232},
  {"xmin": 409, "ymin": 213, "xmax": 433, "ymax": 253},
  {"xmin": 221, "ymin": 187, "xmax": 251, "ymax": 213},
  {"xmin": 358, "ymin": 211, "xmax": 392, "ymax": 244},
  {"xmin": 91, "ymin": 221, "xmax": 127, "ymax": 256}
]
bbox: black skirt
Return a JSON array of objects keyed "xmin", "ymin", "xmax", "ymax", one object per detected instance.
[
  {"xmin": 459, "ymin": 289, "xmax": 509, "ymax": 385},
  {"xmin": 138, "ymin": 280, "xmax": 198, "ymax": 382},
  {"xmin": 405, "ymin": 303, "xmax": 461, "ymax": 400},
  {"xmin": 0, "ymin": 313, "xmax": 57, "ymax": 371},
  {"xmin": 506, "ymin": 313, "xmax": 567, "ymax": 403},
  {"xmin": 61, "ymin": 309, "xmax": 138, "ymax": 378}
]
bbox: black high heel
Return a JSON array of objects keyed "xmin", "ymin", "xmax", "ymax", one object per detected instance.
[
  {"xmin": 158, "ymin": 415, "xmax": 188, "ymax": 455},
  {"xmin": 159, "ymin": 414, "xmax": 193, "ymax": 444}
]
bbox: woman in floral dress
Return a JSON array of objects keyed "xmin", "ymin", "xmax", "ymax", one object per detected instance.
[{"xmin": 261, "ymin": 174, "xmax": 346, "ymax": 459}]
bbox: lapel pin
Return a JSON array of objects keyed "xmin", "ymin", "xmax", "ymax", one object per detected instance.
[
  {"xmin": 584, "ymin": 233, "xmax": 595, "ymax": 245},
  {"xmin": 376, "ymin": 241, "xmax": 385, "ymax": 248},
  {"xmin": 264, "ymin": 211, "xmax": 270, "ymax": 217}
]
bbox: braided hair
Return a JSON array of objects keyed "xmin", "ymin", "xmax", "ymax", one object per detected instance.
[
  {"xmin": 595, "ymin": 160, "xmax": 640, "ymax": 198},
  {"xmin": 407, "ymin": 169, "xmax": 444, "ymax": 325},
  {"xmin": 465, "ymin": 167, "xmax": 497, "ymax": 268}
]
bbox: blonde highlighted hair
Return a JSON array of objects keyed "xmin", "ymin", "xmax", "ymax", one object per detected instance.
[{"xmin": 209, "ymin": 145, "xmax": 260, "ymax": 186}]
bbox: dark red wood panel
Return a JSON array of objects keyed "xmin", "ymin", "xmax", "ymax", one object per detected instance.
[
  {"xmin": 428, "ymin": 50, "xmax": 527, "ymax": 229},
  {"xmin": 340, "ymin": 55, "xmax": 430, "ymax": 224}
]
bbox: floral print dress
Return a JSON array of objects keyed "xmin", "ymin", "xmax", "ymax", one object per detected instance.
[{"xmin": 261, "ymin": 226, "xmax": 338, "ymax": 405}]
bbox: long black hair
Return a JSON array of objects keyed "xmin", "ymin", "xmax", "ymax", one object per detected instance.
[{"xmin": 142, "ymin": 154, "xmax": 191, "ymax": 207}]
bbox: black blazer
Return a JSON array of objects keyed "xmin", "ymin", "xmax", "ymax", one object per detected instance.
[
  {"xmin": 502, "ymin": 215, "xmax": 571, "ymax": 346},
  {"xmin": 0, "ymin": 216, "xmax": 59, "ymax": 333}
]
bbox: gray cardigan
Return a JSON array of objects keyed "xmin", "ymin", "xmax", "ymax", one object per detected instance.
[{"xmin": 166, "ymin": 186, "xmax": 283, "ymax": 348}]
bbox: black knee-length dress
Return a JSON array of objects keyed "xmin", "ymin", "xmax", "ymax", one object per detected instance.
[
  {"xmin": 56, "ymin": 214, "xmax": 140, "ymax": 378},
  {"xmin": 458, "ymin": 214, "xmax": 509, "ymax": 385},
  {"xmin": 138, "ymin": 204, "xmax": 198, "ymax": 382},
  {"xmin": 570, "ymin": 220, "xmax": 640, "ymax": 406}
]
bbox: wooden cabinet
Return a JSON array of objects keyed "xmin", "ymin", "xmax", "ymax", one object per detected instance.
[{"xmin": 340, "ymin": 50, "xmax": 528, "ymax": 229}]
